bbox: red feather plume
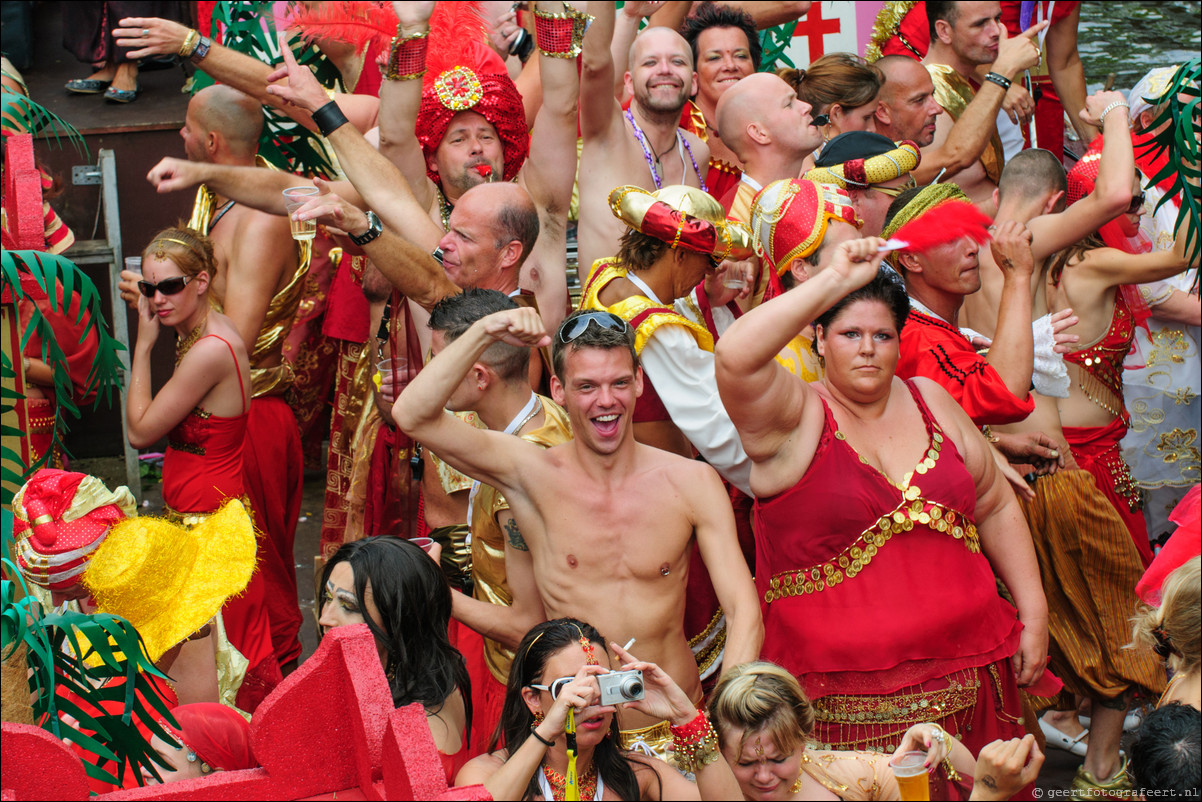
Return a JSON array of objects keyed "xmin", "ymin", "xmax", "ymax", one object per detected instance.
[
  {"xmin": 893, "ymin": 200, "xmax": 993, "ymax": 252},
  {"xmin": 423, "ymin": 1, "xmax": 504, "ymax": 83},
  {"xmin": 286, "ymin": 2, "xmax": 398, "ymax": 52}
]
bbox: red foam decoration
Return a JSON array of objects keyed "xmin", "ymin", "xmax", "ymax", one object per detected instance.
[
  {"xmin": 0, "ymin": 723, "xmax": 91, "ymax": 800},
  {"xmin": 2, "ymin": 625, "xmax": 494, "ymax": 801},
  {"xmin": 894, "ymin": 200, "xmax": 993, "ymax": 253},
  {"xmin": 1, "ymin": 134, "xmax": 47, "ymax": 250}
]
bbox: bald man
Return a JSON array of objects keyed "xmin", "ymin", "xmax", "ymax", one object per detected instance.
[
  {"xmin": 578, "ymin": 3, "xmax": 711, "ymax": 272},
  {"xmin": 875, "ymin": 51, "xmax": 1028, "ymax": 196},
  {"xmin": 714, "ymin": 72, "xmax": 823, "ymax": 224},
  {"xmin": 121, "ymin": 84, "xmax": 305, "ymax": 678}
]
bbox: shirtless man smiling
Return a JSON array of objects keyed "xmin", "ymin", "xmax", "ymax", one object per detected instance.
[
  {"xmin": 394, "ymin": 307, "xmax": 762, "ymax": 755},
  {"xmin": 578, "ymin": 2, "xmax": 711, "ymax": 271}
]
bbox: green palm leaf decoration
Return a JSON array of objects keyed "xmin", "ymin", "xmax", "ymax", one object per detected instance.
[
  {"xmin": 194, "ymin": 1, "xmax": 345, "ymax": 178},
  {"xmin": 0, "ymin": 250, "xmax": 127, "ymax": 480},
  {"xmin": 1134, "ymin": 57, "xmax": 1201, "ymax": 285},
  {"xmin": 0, "ymin": 89, "xmax": 88, "ymax": 158},
  {"xmin": 759, "ymin": 22, "xmax": 799, "ymax": 72},
  {"xmin": 2, "ymin": 524, "xmax": 181, "ymax": 787}
]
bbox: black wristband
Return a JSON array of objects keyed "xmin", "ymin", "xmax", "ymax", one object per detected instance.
[
  {"xmin": 530, "ymin": 727, "xmax": 555, "ymax": 747},
  {"xmin": 983, "ymin": 71, "xmax": 1012, "ymax": 91},
  {"xmin": 312, "ymin": 100, "xmax": 350, "ymax": 138}
]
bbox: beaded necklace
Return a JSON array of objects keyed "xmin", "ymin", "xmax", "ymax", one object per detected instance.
[
  {"xmin": 175, "ymin": 312, "xmax": 209, "ymax": 365},
  {"xmin": 625, "ymin": 107, "xmax": 708, "ymax": 192},
  {"xmin": 539, "ymin": 763, "xmax": 599, "ymax": 801}
]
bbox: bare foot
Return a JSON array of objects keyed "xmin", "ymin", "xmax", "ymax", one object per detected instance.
[
  {"xmin": 1044, "ymin": 708, "xmax": 1089, "ymax": 742},
  {"xmin": 111, "ymin": 62, "xmax": 138, "ymax": 92},
  {"xmin": 84, "ymin": 63, "xmax": 116, "ymax": 82}
]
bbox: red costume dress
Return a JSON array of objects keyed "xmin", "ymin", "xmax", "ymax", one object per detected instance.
[
  {"xmin": 162, "ymin": 335, "xmax": 281, "ymax": 712},
  {"xmin": 1060, "ymin": 288, "xmax": 1153, "ymax": 566},
  {"xmin": 756, "ymin": 381, "xmax": 1026, "ymax": 755},
  {"xmin": 897, "ymin": 307, "xmax": 1035, "ymax": 426}
]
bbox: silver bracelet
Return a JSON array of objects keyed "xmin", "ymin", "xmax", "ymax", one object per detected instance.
[{"xmin": 1099, "ymin": 100, "xmax": 1129, "ymax": 125}]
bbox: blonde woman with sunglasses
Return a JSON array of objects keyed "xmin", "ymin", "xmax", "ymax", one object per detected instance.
[{"xmin": 126, "ymin": 226, "xmax": 278, "ymax": 712}]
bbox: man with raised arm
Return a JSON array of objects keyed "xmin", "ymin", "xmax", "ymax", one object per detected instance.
[
  {"xmin": 883, "ymin": 184, "xmax": 1037, "ymax": 426},
  {"xmin": 394, "ymin": 307, "xmax": 761, "ymax": 759},
  {"xmin": 955, "ymin": 98, "xmax": 1167, "ymax": 785},
  {"xmin": 918, "ymin": 1, "xmax": 1046, "ymax": 211},
  {"xmin": 422, "ymin": 289, "xmax": 573, "ymax": 755},
  {"xmin": 119, "ymin": 84, "xmax": 304, "ymax": 678},
  {"xmin": 578, "ymin": 2, "xmax": 711, "ymax": 272}
]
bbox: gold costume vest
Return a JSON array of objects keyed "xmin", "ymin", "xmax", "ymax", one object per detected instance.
[
  {"xmin": 925, "ymin": 64, "xmax": 1004, "ymax": 184},
  {"xmin": 189, "ymin": 156, "xmax": 312, "ymax": 398},
  {"xmin": 580, "ymin": 260, "xmax": 714, "ymax": 354},
  {"xmin": 471, "ymin": 396, "xmax": 573, "ymax": 682}
]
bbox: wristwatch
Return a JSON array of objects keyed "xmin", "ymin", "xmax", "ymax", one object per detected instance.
[{"xmin": 350, "ymin": 211, "xmax": 383, "ymax": 246}]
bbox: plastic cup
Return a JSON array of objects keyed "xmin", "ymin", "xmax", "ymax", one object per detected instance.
[
  {"xmin": 124, "ymin": 256, "xmax": 142, "ymax": 274},
  {"xmin": 408, "ymin": 537, "xmax": 435, "ymax": 553},
  {"xmin": 889, "ymin": 751, "xmax": 930, "ymax": 801},
  {"xmin": 723, "ymin": 272, "xmax": 749, "ymax": 290},
  {"xmin": 283, "ymin": 186, "xmax": 320, "ymax": 241}
]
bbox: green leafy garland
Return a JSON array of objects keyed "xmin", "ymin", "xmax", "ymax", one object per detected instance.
[
  {"xmin": 193, "ymin": 2, "xmax": 347, "ymax": 178},
  {"xmin": 3, "ymin": 88, "xmax": 176, "ymax": 787},
  {"xmin": 1135, "ymin": 57, "xmax": 1201, "ymax": 285}
]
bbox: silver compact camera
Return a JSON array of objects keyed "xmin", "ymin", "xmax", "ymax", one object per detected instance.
[{"xmin": 597, "ymin": 669, "xmax": 644, "ymax": 705}]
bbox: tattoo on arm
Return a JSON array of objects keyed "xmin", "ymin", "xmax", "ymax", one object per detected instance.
[
  {"xmin": 980, "ymin": 775, "xmax": 998, "ymax": 791},
  {"xmin": 505, "ymin": 517, "xmax": 529, "ymax": 552}
]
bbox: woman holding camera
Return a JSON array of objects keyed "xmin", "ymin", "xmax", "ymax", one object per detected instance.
[{"xmin": 456, "ymin": 618, "xmax": 742, "ymax": 800}]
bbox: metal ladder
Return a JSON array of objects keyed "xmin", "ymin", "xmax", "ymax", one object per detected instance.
[{"xmin": 64, "ymin": 149, "xmax": 142, "ymax": 503}]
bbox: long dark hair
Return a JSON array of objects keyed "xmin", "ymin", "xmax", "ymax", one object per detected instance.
[
  {"xmin": 1048, "ymin": 231, "xmax": 1105, "ymax": 286},
  {"xmin": 319, "ymin": 537, "xmax": 471, "ymax": 731},
  {"xmin": 497, "ymin": 618, "xmax": 650, "ymax": 801}
]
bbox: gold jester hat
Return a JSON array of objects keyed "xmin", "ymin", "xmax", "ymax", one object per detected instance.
[{"xmin": 608, "ymin": 185, "xmax": 754, "ymax": 262}]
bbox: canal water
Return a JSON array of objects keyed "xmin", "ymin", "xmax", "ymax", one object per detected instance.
[{"xmin": 1079, "ymin": 1, "xmax": 1201, "ymax": 93}]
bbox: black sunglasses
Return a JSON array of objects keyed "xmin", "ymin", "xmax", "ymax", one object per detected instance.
[
  {"xmin": 1127, "ymin": 192, "xmax": 1146, "ymax": 215},
  {"xmin": 557, "ymin": 311, "xmax": 628, "ymax": 344},
  {"xmin": 137, "ymin": 275, "xmax": 193, "ymax": 298},
  {"xmin": 811, "ymin": 113, "xmax": 830, "ymax": 127}
]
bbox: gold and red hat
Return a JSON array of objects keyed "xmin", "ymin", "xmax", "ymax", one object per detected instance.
[
  {"xmin": 415, "ymin": 5, "xmax": 529, "ymax": 185},
  {"xmin": 804, "ymin": 138, "xmax": 921, "ymax": 191},
  {"xmin": 13, "ymin": 469, "xmax": 137, "ymax": 591},
  {"xmin": 750, "ymin": 179, "xmax": 862, "ymax": 275},
  {"xmin": 609, "ymin": 185, "xmax": 755, "ymax": 262}
]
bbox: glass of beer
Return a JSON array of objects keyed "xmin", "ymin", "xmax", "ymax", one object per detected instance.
[
  {"xmin": 282, "ymin": 186, "xmax": 320, "ymax": 241},
  {"xmin": 889, "ymin": 751, "xmax": 930, "ymax": 801}
]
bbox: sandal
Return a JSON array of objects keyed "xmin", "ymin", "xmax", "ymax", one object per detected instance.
[
  {"xmin": 103, "ymin": 85, "xmax": 141, "ymax": 103},
  {"xmin": 65, "ymin": 78, "xmax": 111, "ymax": 94},
  {"xmin": 1071, "ymin": 753, "xmax": 1132, "ymax": 800},
  {"xmin": 1039, "ymin": 714, "xmax": 1089, "ymax": 757},
  {"xmin": 1079, "ymin": 708, "xmax": 1144, "ymax": 733}
]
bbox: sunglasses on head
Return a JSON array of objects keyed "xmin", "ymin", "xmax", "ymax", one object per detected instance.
[
  {"xmin": 1127, "ymin": 192, "xmax": 1146, "ymax": 215},
  {"xmin": 557, "ymin": 311, "xmax": 628, "ymax": 344},
  {"xmin": 868, "ymin": 177, "xmax": 919, "ymax": 198},
  {"xmin": 137, "ymin": 275, "xmax": 193, "ymax": 297}
]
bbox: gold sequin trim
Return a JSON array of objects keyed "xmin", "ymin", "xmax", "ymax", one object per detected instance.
[
  {"xmin": 812, "ymin": 672, "xmax": 980, "ymax": 729},
  {"xmin": 764, "ymin": 498, "xmax": 978, "ymax": 604},
  {"xmin": 167, "ymin": 438, "xmax": 207, "ymax": 456}
]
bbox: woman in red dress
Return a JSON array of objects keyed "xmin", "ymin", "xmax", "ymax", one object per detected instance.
[
  {"xmin": 125, "ymin": 226, "xmax": 279, "ymax": 712},
  {"xmin": 714, "ymin": 239, "xmax": 1048, "ymax": 759}
]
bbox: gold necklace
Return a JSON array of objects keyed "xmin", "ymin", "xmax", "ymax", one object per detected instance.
[{"xmin": 175, "ymin": 313, "xmax": 209, "ymax": 365}]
